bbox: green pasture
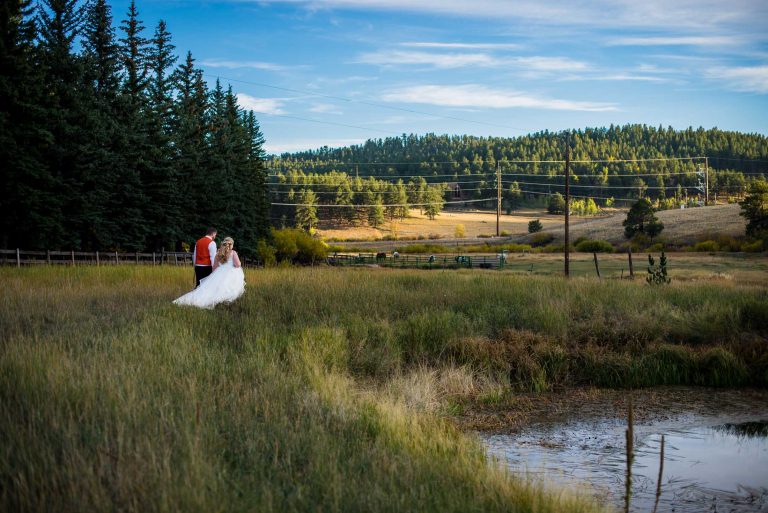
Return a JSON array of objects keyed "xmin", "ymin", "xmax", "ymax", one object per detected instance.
[{"xmin": 2, "ymin": 265, "xmax": 767, "ymax": 512}]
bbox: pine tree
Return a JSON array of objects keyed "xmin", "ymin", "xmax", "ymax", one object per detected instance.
[
  {"xmin": 80, "ymin": 0, "xmax": 125, "ymax": 249},
  {"xmin": 37, "ymin": 0, "xmax": 93, "ymax": 249},
  {"xmin": 507, "ymin": 181, "xmax": 522, "ymax": 213},
  {"xmin": 143, "ymin": 19, "xmax": 179, "ymax": 250},
  {"xmin": 172, "ymin": 51, "xmax": 209, "ymax": 244},
  {"xmin": 424, "ymin": 185, "xmax": 444, "ymax": 220},
  {"xmin": 296, "ymin": 190, "xmax": 318, "ymax": 231},
  {"xmin": 115, "ymin": 0, "xmax": 152, "ymax": 249},
  {"xmin": 739, "ymin": 180, "xmax": 768, "ymax": 239},
  {"xmin": 244, "ymin": 110, "xmax": 271, "ymax": 246},
  {"xmin": 0, "ymin": 0, "xmax": 62, "ymax": 249},
  {"xmin": 623, "ymin": 198, "xmax": 664, "ymax": 239},
  {"xmin": 548, "ymin": 192, "xmax": 566, "ymax": 214},
  {"xmin": 119, "ymin": 0, "xmax": 148, "ymax": 98}
]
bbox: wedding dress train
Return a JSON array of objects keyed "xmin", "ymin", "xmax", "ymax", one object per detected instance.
[{"xmin": 173, "ymin": 256, "xmax": 245, "ymax": 309}]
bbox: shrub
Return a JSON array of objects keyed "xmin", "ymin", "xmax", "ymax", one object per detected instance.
[
  {"xmin": 647, "ymin": 252, "xmax": 671, "ymax": 285},
  {"xmin": 477, "ymin": 233, "xmax": 494, "ymax": 238},
  {"xmin": 531, "ymin": 232, "xmax": 554, "ymax": 247},
  {"xmin": 272, "ymin": 228, "xmax": 328, "ymax": 264},
  {"xmin": 528, "ymin": 219, "xmax": 543, "ymax": 233},
  {"xmin": 500, "ymin": 230, "xmax": 511, "ymax": 236},
  {"xmin": 542, "ymin": 244, "xmax": 563, "ymax": 253},
  {"xmin": 575, "ymin": 239, "xmax": 614, "ymax": 253},
  {"xmin": 741, "ymin": 239, "xmax": 764, "ymax": 252},
  {"xmin": 397, "ymin": 244, "xmax": 449, "ymax": 254},
  {"xmin": 547, "ymin": 193, "xmax": 565, "ymax": 214},
  {"xmin": 273, "ymin": 229, "xmax": 299, "ymax": 262},
  {"xmin": 454, "ymin": 224, "xmax": 466, "ymax": 238},
  {"xmin": 295, "ymin": 233, "xmax": 328, "ymax": 265},
  {"xmin": 255, "ymin": 240, "xmax": 277, "ymax": 267},
  {"xmin": 694, "ymin": 240, "xmax": 720, "ymax": 252},
  {"xmin": 428, "ymin": 232, "xmax": 441, "ymax": 240}
]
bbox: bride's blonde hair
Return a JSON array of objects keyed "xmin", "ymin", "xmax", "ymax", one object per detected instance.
[{"xmin": 216, "ymin": 237, "xmax": 234, "ymax": 264}]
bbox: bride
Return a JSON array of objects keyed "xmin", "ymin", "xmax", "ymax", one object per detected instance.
[{"xmin": 173, "ymin": 237, "xmax": 245, "ymax": 309}]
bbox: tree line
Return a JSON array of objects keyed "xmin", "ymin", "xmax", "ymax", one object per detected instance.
[
  {"xmin": 271, "ymin": 171, "xmax": 447, "ymax": 231},
  {"xmin": 1, "ymin": 0, "xmax": 270, "ymax": 254},
  {"xmin": 270, "ymin": 126, "xmax": 767, "ymax": 215}
]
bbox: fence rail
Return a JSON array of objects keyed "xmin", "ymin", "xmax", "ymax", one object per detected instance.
[
  {"xmin": 0, "ymin": 249, "xmax": 201, "ymax": 267},
  {"xmin": 328, "ymin": 252, "xmax": 510, "ymax": 270}
]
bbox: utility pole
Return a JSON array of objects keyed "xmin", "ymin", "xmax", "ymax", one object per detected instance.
[
  {"xmin": 704, "ymin": 157, "xmax": 709, "ymax": 205},
  {"xmin": 496, "ymin": 162, "xmax": 501, "ymax": 237},
  {"xmin": 564, "ymin": 132, "xmax": 571, "ymax": 278}
]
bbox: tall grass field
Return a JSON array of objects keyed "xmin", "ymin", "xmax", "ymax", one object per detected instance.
[{"xmin": 2, "ymin": 266, "xmax": 767, "ymax": 512}]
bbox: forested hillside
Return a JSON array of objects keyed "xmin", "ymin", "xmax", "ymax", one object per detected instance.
[
  {"xmin": 0, "ymin": 0, "xmax": 270, "ymax": 253},
  {"xmin": 269, "ymin": 127, "xmax": 767, "ymax": 228}
]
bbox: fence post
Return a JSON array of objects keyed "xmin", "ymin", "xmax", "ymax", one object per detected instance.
[
  {"xmin": 135, "ymin": 252, "xmax": 139, "ymax": 265},
  {"xmin": 71, "ymin": 250, "xmax": 75, "ymax": 266},
  {"xmin": 96, "ymin": 251, "xmax": 100, "ymax": 266},
  {"xmin": 16, "ymin": 248, "xmax": 20, "ymax": 268},
  {"xmin": 161, "ymin": 248, "xmax": 165, "ymax": 266},
  {"xmin": 593, "ymin": 252, "xmax": 601, "ymax": 278},
  {"xmin": 115, "ymin": 251, "xmax": 118, "ymax": 265},
  {"xmin": 46, "ymin": 250, "xmax": 51, "ymax": 265},
  {"xmin": 153, "ymin": 252, "xmax": 156, "ymax": 265},
  {"xmin": 628, "ymin": 247, "xmax": 634, "ymax": 279}
]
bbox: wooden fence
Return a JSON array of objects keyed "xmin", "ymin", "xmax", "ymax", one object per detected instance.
[{"xmin": 0, "ymin": 249, "xmax": 202, "ymax": 267}]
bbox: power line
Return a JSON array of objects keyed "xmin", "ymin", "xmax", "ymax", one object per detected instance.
[
  {"xmin": 708, "ymin": 157, "xmax": 768, "ymax": 163},
  {"xmin": 502, "ymin": 181, "xmax": 706, "ymax": 190},
  {"xmin": 269, "ymin": 172, "xmax": 490, "ymax": 179},
  {"xmin": 515, "ymin": 189, "xmax": 637, "ymax": 203},
  {"xmin": 271, "ymin": 197, "xmax": 496, "ymax": 208},
  {"xmin": 269, "ymin": 187, "xmax": 495, "ymax": 195},
  {"xmin": 268, "ymin": 179, "xmax": 489, "ymax": 186},
  {"xmin": 504, "ymin": 171, "xmax": 701, "ymax": 178}
]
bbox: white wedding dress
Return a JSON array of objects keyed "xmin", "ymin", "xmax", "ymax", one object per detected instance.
[{"xmin": 173, "ymin": 255, "xmax": 245, "ymax": 309}]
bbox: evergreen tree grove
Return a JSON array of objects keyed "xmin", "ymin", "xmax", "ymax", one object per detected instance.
[{"xmin": 1, "ymin": 0, "xmax": 271, "ymax": 256}]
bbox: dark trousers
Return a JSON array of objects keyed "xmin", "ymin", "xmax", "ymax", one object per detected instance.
[{"xmin": 194, "ymin": 265, "xmax": 212, "ymax": 288}]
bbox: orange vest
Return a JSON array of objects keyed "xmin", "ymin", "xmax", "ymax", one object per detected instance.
[{"xmin": 195, "ymin": 237, "xmax": 213, "ymax": 266}]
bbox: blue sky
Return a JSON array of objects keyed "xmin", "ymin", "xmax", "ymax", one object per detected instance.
[{"xmin": 111, "ymin": 0, "xmax": 768, "ymax": 154}]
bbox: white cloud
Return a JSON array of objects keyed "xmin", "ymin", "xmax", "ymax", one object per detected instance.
[
  {"xmin": 357, "ymin": 50, "xmax": 588, "ymax": 71},
  {"xmin": 608, "ymin": 36, "xmax": 744, "ymax": 47},
  {"xmin": 308, "ymin": 103, "xmax": 343, "ymax": 114},
  {"xmin": 381, "ymin": 84, "xmax": 617, "ymax": 112},
  {"xmin": 257, "ymin": 0, "xmax": 768, "ymax": 32},
  {"xmin": 358, "ymin": 50, "xmax": 500, "ymax": 68},
  {"xmin": 513, "ymin": 56, "xmax": 588, "ymax": 72},
  {"xmin": 706, "ymin": 65, "xmax": 768, "ymax": 93},
  {"xmin": 562, "ymin": 73, "xmax": 669, "ymax": 82},
  {"xmin": 401, "ymin": 42, "xmax": 521, "ymax": 50},
  {"xmin": 200, "ymin": 59, "xmax": 292, "ymax": 71},
  {"xmin": 236, "ymin": 93, "xmax": 287, "ymax": 114}
]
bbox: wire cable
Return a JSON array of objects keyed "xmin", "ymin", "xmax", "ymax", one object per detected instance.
[{"xmin": 271, "ymin": 197, "xmax": 497, "ymax": 207}]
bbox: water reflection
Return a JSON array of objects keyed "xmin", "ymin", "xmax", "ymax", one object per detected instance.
[{"xmin": 482, "ymin": 398, "xmax": 768, "ymax": 512}]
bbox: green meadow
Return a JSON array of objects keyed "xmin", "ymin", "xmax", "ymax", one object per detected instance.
[{"xmin": 2, "ymin": 265, "xmax": 767, "ymax": 512}]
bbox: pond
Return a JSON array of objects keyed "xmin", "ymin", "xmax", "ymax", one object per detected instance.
[{"xmin": 480, "ymin": 388, "xmax": 768, "ymax": 512}]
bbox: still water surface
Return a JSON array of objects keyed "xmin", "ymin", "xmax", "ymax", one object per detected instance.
[{"xmin": 481, "ymin": 389, "xmax": 768, "ymax": 512}]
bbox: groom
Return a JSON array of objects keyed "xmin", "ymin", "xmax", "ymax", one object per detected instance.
[{"xmin": 192, "ymin": 228, "xmax": 217, "ymax": 288}]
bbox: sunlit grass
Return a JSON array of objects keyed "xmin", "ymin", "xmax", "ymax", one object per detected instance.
[{"xmin": 1, "ymin": 265, "xmax": 767, "ymax": 511}]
